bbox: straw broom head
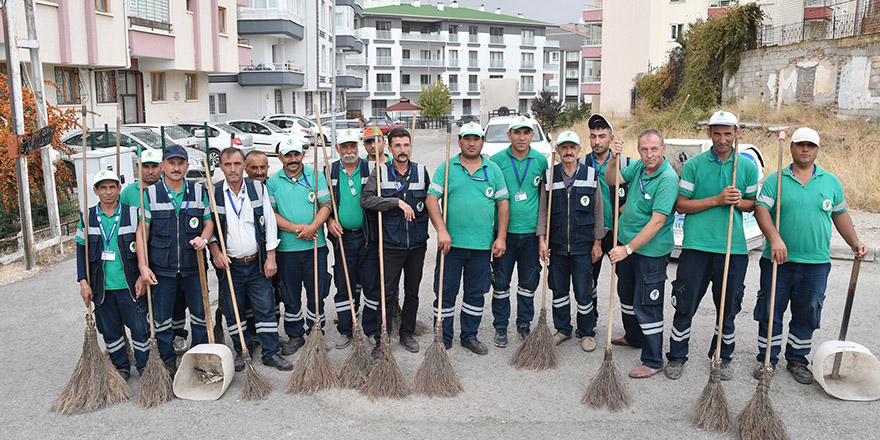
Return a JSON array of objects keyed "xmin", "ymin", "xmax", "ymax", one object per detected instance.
[
  {"xmin": 510, "ymin": 308, "xmax": 558, "ymax": 370},
  {"xmin": 582, "ymin": 347, "xmax": 632, "ymax": 411},
  {"xmin": 736, "ymin": 371, "xmax": 788, "ymax": 440},
  {"xmin": 137, "ymin": 339, "xmax": 174, "ymax": 408},
  {"xmin": 414, "ymin": 326, "xmax": 463, "ymax": 397},
  {"xmin": 360, "ymin": 334, "xmax": 412, "ymax": 400},
  {"xmin": 286, "ymin": 320, "xmax": 339, "ymax": 394},
  {"xmin": 692, "ymin": 360, "xmax": 732, "ymax": 433},
  {"xmin": 337, "ymin": 335, "xmax": 373, "ymax": 389}
]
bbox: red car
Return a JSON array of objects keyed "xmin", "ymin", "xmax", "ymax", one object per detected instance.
[{"xmin": 365, "ymin": 118, "xmax": 403, "ymax": 135}]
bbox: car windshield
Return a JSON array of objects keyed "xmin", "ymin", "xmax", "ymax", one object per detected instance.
[
  {"xmin": 159, "ymin": 125, "xmax": 192, "ymax": 140},
  {"xmin": 483, "ymin": 123, "xmax": 544, "ymax": 143},
  {"xmin": 367, "ymin": 120, "xmax": 388, "ymax": 126},
  {"xmin": 214, "ymin": 123, "xmax": 243, "ymax": 134},
  {"xmin": 127, "ymin": 131, "xmax": 165, "ymax": 150},
  {"xmin": 262, "ymin": 122, "xmax": 284, "ymax": 134}
]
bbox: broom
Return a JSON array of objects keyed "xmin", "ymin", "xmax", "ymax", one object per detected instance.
[
  {"xmin": 582, "ymin": 146, "xmax": 631, "ymax": 411},
  {"xmin": 511, "ymin": 144, "xmax": 558, "ymax": 370},
  {"xmin": 52, "ymin": 113, "xmax": 131, "ymax": 414},
  {"xmin": 286, "ymin": 109, "xmax": 338, "ymax": 394},
  {"xmin": 692, "ymin": 139, "xmax": 739, "ymax": 433},
  {"xmin": 113, "ymin": 117, "xmax": 137, "ymax": 369},
  {"xmin": 210, "ymin": 132, "xmax": 238, "ymax": 347},
  {"xmin": 414, "ymin": 123, "xmax": 463, "ymax": 397},
  {"xmin": 736, "ymin": 131, "xmax": 789, "ymax": 440},
  {"xmin": 361, "ymin": 126, "xmax": 412, "ymax": 399},
  {"xmin": 313, "ymin": 111, "xmax": 372, "ymax": 389},
  {"xmin": 202, "ymin": 153, "xmax": 274, "ymax": 400}
]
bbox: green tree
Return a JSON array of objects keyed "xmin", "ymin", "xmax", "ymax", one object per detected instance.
[
  {"xmin": 530, "ymin": 90, "xmax": 564, "ymax": 130},
  {"xmin": 417, "ymin": 80, "xmax": 453, "ymax": 118}
]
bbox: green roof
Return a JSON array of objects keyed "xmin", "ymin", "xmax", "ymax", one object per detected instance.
[{"xmin": 363, "ymin": 4, "xmax": 548, "ymax": 25}]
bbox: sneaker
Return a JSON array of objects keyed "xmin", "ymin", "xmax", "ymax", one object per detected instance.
[
  {"xmin": 494, "ymin": 328, "xmax": 508, "ymax": 348},
  {"xmin": 263, "ymin": 353, "xmax": 294, "ymax": 371},
  {"xmin": 753, "ymin": 362, "xmax": 774, "ymax": 380},
  {"xmin": 336, "ymin": 333, "xmax": 352, "ymax": 349},
  {"xmin": 117, "ymin": 369, "xmax": 131, "ymax": 381},
  {"xmin": 173, "ymin": 336, "xmax": 188, "ymax": 354},
  {"xmin": 443, "ymin": 340, "xmax": 452, "ymax": 350},
  {"xmin": 665, "ymin": 360, "xmax": 684, "ymax": 380},
  {"xmin": 580, "ymin": 336, "xmax": 597, "ymax": 352},
  {"xmin": 461, "ymin": 338, "xmax": 488, "ymax": 355},
  {"xmin": 234, "ymin": 352, "xmax": 245, "ymax": 372},
  {"xmin": 720, "ymin": 362, "xmax": 734, "ymax": 381},
  {"xmin": 281, "ymin": 336, "xmax": 305, "ymax": 355},
  {"xmin": 400, "ymin": 335, "xmax": 420, "ymax": 353},
  {"xmin": 516, "ymin": 326, "xmax": 530, "ymax": 340},
  {"xmin": 629, "ymin": 365, "xmax": 663, "ymax": 379},
  {"xmin": 786, "ymin": 361, "xmax": 813, "ymax": 384},
  {"xmin": 552, "ymin": 332, "xmax": 571, "ymax": 346}
]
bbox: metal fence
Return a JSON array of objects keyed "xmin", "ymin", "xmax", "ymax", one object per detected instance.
[{"xmin": 758, "ymin": 0, "xmax": 880, "ymax": 47}]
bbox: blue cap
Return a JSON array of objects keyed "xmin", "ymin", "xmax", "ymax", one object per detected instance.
[{"xmin": 162, "ymin": 144, "xmax": 188, "ymax": 161}]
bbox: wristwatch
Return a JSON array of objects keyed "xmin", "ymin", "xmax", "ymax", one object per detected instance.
[{"xmin": 624, "ymin": 244, "xmax": 633, "ymax": 256}]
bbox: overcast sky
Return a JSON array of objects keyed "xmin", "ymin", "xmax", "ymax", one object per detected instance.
[{"xmin": 451, "ymin": 0, "xmax": 582, "ymax": 26}]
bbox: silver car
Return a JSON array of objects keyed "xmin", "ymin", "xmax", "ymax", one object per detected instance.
[{"xmin": 178, "ymin": 122, "xmax": 256, "ymax": 168}]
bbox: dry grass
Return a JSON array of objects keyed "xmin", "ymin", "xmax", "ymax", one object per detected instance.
[{"xmin": 563, "ymin": 100, "xmax": 880, "ymax": 212}]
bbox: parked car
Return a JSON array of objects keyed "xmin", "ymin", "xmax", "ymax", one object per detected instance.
[
  {"xmin": 365, "ymin": 118, "xmax": 403, "ymax": 135},
  {"xmin": 178, "ymin": 122, "xmax": 255, "ymax": 168},
  {"xmin": 123, "ymin": 123, "xmax": 201, "ymax": 149},
  {"xmin": 320, "ymin": 119, "xmax": 364, "ymax": 140},
  {"xmin": 480, "ymin": 116, "xmax": 551, "ymax": 159},
  {"xmin": 455, "ymin": 115, "xmax": 479, "ymax": 126},
  {"xmin": 225, "ymin": 119, "xmax": 307, "ymax": 156},
  {"xmin": 264, "ymin": 114, "xmax": 324, "ymax": 146}
]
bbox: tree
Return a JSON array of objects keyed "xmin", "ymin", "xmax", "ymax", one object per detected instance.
[
  {"xmin": 530, "ymin": 90, "xmax": 564, "ymax": 129},
  {"xmin": 417, "ymin": 80, "xmax": 453, "ymax": 118}
]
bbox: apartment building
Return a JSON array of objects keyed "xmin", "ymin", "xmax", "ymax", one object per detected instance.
[
  {"xmin": 545, "ymin": 26, "xmax": 589, "ymax": 109},
  {"xmin": 349, "ymin": 0, "xmax": 549, "ymax": 119},
  {"xmin": 208, "ymin": 0, "xmax": 364, "ymax": 120},
  {"xmin": 0, "ymin": 0, "xmax": 239, "ymax": 128}
]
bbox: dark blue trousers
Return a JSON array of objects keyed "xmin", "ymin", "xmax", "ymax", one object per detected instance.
[
  {"xmin": 94, "ymin": 289, "xmax": 150, "ymax": 372},
  {"xmin": 491, "ymin": 232, "xmax": 539, "ymax": 329},
  {"xmin": 277, "ymin": 247, "xmax": 331, "ymax": 338},
  {"xmin": 550, "ymin": 252, "xmax": 596, "ymax": 337},
  {"xmin": 153, "ymin": 273, "xmax": 207, "ymax": 364},
  {"xmin": 754, "ymin": 258, "xmax": 831, "ymax": 365},
  {"xmin": 433, "ymin": 247, "xmax": 491, "ymax": 344},
  {"xmin": 667, "ymin": 249, "xmax": 747, "ymax": 364},
  {"xmin": 330, "ymin": 231, "xmax": 380, "ymax": 337},
  {"xmin": 217, "ymin": 259, "xmax": 280, "ymax": 361},
  {"xmin": 617, "ymin": 253, "xmax": 669, "ymax": 369}
]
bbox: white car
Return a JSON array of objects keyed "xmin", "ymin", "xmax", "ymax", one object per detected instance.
[
  {"xmin": 123, "ymin": 123, "xmax": 201, "ymax": 149},
  {"xmin": 265, "ymin": 114, "xmax": 325, "ymax": 146},
  {"xmin": 480, "ymin": 116, "xmax": 552, "ymax": 160},
  {"xmin": 178, "ymin": 122, "xmax": 255, "ymax": 168},
  {"xmin": 226, "ymin": 119, "xmax": 307, "ymax": 155}
]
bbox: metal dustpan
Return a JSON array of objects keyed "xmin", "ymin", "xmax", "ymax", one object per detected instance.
[{"xmin": 173, "ymin": 343, "xmax": 235, "ymax": 400}]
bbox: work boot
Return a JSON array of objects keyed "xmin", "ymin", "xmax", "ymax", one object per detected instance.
[
  {"xmin": 234, "ymin": 352, "xmax": 245, "ymax": 372},
  {"xmin": 173, "ymin": 336, "xmax": 188, "ymax": 354},
  {"xmin": 370, "ymin": 340, "xmax": 381, "ymax": 362},
  {"xmin": 516, "ymin": 326, "xmax": 530, "ymax": 340},
  {"xmin": 400, "ymin": 335, "xmax": 420, "ymax": 353},
  {"xmin": 117, "ymin": 369, "xmax": 131, "ymax": 381},
  {"xmin": 281, "ymin": 336, "xmax": 305, "ymax": 355},
  {"xmin": 165, "ymin": 361, "xmax": 177, "ymax": 379},
  {"xmin": 786, "ymin": 361, "xmax": 813, "ymax": 384},
  {"xmin": 263, "ymin": 353, "xmax": 294, "ymax": 371},
  {"xmin": 580, "ymin": 336, "xmax": 597, "ymax": 352},
  {"xmin": 664, "ymin": 360, "xmax": 684, "ymax": 380},
  {"xmin": 753, "ymin": 362, "xmax": 774, "ymax": 380},
  {"xmin": 336, "ymin": 333, "xmax": 352, "ymax": 349},
  {"xmin": 494, "ymin": 328, "xmax": 508, "ymax": 348},
  {"xmin": 552, "ymin": 331, "xmax": 571, "ymax": 346},
  {"xmin": 461, "ymin": 338, "xmax": 488, "ymax": 355},
  {"xmin": 720, "ymin": 362, "xmax": 734, "ymax": 381},
  {"xmin": 443, "ymin": 340, "xmax": 452, "ymax": 350}
]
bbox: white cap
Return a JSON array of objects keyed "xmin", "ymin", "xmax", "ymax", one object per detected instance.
[
  {"xmin": 142, "ymin": 148, "xmax": 161, "ymax": 164},
  {"xmin": 556, "ymin": 130, "xmax": 581, "ymax": 146},
  {"xmin": 459, "ymin": 121, "xmax": 484, "ymax": 137},
  {"xmin": 790, "ymin": 127, "xmax": 820, "ymax": 147},
  {"xmin": 92, "ymin": 169, "xmax": 120, "ymax": 187},
  {"xmin": 278, "ymin": 137, "xmax": 303, "ymax": 155},
  {"xmin": 336, "ymin": 128, "xmax": 361, "ymax": 145},
  {"xmin": 508, "ymin": 115, "xmax": 535, "ymax": 131},
  {"xmin": 708, "ymin": 110, "xmax": 738, "ymax": 127}
]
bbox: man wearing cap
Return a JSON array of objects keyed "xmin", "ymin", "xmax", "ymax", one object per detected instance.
[
  {"xmin": 77, "ymin": 170, "xmax": 150, "ymax": 380},
  {"xmin": 580, "ymin": 114, "xmax": 631, "ymax": 322},
  {"xmin": 207, "ymin": 148, "xmax": 292, "ymax": 372},
  {"xmin": 488, "ymin": 116, "xmax": 549, "ymax": 347},
  {"xmin": 606, "ymin": 129, "xmax": 679, "ymax": 378},
  {"xmin": 362, "ymin": 127, "xmax": 430, "ymax": 356},
  {"xmin": 664, "ymin": 111, "xmax": 759, "ymax": 381},
  {"xmin": 752, "ymin": 127, "xmax": 868, "ymax": 384},
  {"xmin": 426, "ymin": 122, "xmax": 510, "ymax": 355},
  {"xmin": 325, "ymin": 129, "xmax": 381, "ymax": 351},
  {"xmin": 536, "ymin": 131, "xmax": 604, "ymax": 352},
  {"xmin": 364, "ymin": 130, "xmax": 391, "ymax": 163},
  {"xmin": 135, "ymin": 145, "xmax": 214, "ymax": 373},
  {"xmin": 266, "ymin": 140, "xmax": 332, "ymax": 355}
]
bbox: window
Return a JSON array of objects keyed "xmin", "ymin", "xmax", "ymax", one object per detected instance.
[
  {"xmin": 305, "ymin": 92, "xmax": 314, "ymax": 115},
  {"xmin": 448, "ymin": 75, "xmax": 458, "ymax": 84},
  {"xmin": 582, "ymin": 59, "xmax": 601, "ymax": 82},
  {"xmin": 54, "ymin": 67, "xmax": 80, "ymax": 105},
  {"xmin": 371, "ymin": 100, "xmax": 387, "ymax": 117},
  {"xmin": 291, "ymin": 92, "xmax": 297, "ymax": 113},
  {"xmin": 490, "ymin": 27, "xmax": 504, "ymax": 44},
  {"xmin": 377, "ymin": 73, "xmax": 391, "ymax": 90},
  {"xmin": 489, "ymin": 75, "xmax": 503, "ymax": 79},
  {"xmin": 376, "ymin": 47, "xmax": 392, "ymax": 65},
  {"xmin": 184, "ymin": 73, "xmax": 197, "ymax": 100},
  {"xmin": 521, "ymin": 76, "xmax": 534, "ymax": 92},
  {"xmin": 402, "ymin": 49, "xmax": 410, "ymax": 59},
  {"xmin": 468, "ymin": 50, "xmax": 478, "ymax": 67},
  {"xmin": 218, "ymin": 6, "xmax": 227, "ymax": 34},
  {"xmin": 490, "ymin": 51, "xmax": 504, "ymax": 68},
  {"xmin": 209, "ymin": 93, "xmax": 227, "ymax": 115},
  {"xmin": 420, "ymin": 74, "xmax": 430, "ymax": 85},
  {"xmin": 95, "ymin": 71, "xmax": 116, "ymax": 103},
  {"xmin": 151, "ymin": 72, "xmax": 165, "ymax": 101},
  {"xmin": 519, "ymin": 99, "xmax": 529, "ymax": 115},
  {"xmin": 565, "ymin": 51, "xmax": 579, "ymax": 62},
  {"xmin": 521, "ymin": 53, "xmax": 534, "ymax": 69},
  {"xmin": 670, "ymin": 23, "xmax": 683, "ymax": 40},
  {"xmin": 462, "ymin": 98, "xmax": 472, "ymax": 115},
  {"xmin": 521, "ymin": 29, "xmax": 535, "ymax": 45},
  {"xmin": 96, "ymin": 0, "xmax": 109, "ymax": 13},
  {"xmin": 186, "ymin": 0, "xmax": 193, "ymax": 12},
  {"xmin": 420, "ymin": 50, "xmax": 431, "ymax": 60},
  {"xmin": 376, "ymin": 20, "xmax": 391, "ymax": 39},
  {"xmin": 469, "ymin": 25, "xmax": 479, "ymax": 42},
  {"xmin": 401, "ymin": 74, "xmax": 410, "ymax": 85}
]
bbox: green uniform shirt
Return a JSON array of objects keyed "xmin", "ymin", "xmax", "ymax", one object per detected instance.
[
  {"xmin": 364, "ymin": 153, "xmax": 392, "ymax": 163},
  {"xmin": 119, "ymin": 182, "xmax": 143, "ymax": 208},
  {"xmin": 428, "ymin": 153, "xmax": 509, "ymax": 250},
  {"xmin": 336, "ymin": 165, "xmax": 363, "ymax": 229},
  {"xmin": 679, "ymin": 149, "xmax": 759, "ymax": 255},
  {"xmin": 267, "ymin": 166, "xmax": 331, "ymax": 252},
  {"xmin": 143, "ymin": 179, "xmax": 213, "ymax": 223},
  {"xmin": 756, "ymin": 165, "xmax": 846, "ymax": 264},
  {"xmin": 76, "ymin": 205, "xmax": 127, "ymax": 290},
  {"xmin": 587, "ymin": 153, "xmax": 630, "ymax": 230},
  {"xmin": 490, "ymin": 146, "xmax": 548, "ymax": 234},
  {"xmin": 619, "ymin": 158, "xmax": 679, "ymax": 257}
]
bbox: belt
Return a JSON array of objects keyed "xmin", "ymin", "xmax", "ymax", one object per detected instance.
[
  {"xmin": 343, "ymin": 228, "xmax": 364, "ymax": 235},
  {"xmin": 230, "ymin": 254, "xmax": 258, "ymax": 263}
]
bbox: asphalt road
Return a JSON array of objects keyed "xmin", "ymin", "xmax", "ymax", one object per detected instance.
[{"xmin": 3, "ymin": 129, "xmax": 879, "ymax": 439}]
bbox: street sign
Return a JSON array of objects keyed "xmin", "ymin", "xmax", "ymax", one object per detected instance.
[{"xmin": 6, "ymin": 124, "xmax": 56, "ymax": 158}]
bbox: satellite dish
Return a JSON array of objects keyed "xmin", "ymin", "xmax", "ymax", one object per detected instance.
[{"xmin": 497, "ymin": 106, "xmax": 510, "ymax": 116}]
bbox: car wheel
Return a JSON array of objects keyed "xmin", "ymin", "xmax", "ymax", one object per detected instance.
[{"xmin": 208, "ymin": 148, "xmax": 221, "ymax": 168}]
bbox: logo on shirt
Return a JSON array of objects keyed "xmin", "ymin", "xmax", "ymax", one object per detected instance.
[
  {"xmin": 308, "ymin": 192, "xmax": 316, "ymax": 203},
  {"xmin": 129, "ymin": 242, "xmax": 136, "ymax": 253},
  {"xmin": 416, "ymin": 202, "xmax": 424, "ymax": 212},
  {"xmin": 822, "ymin": 199, "xmax": 832, "ymax": 211},
  {"xmin": 533, "ymin": 175, "xmax": 541, "ymax": 187},
  {"xmin": 485, "ymin": 187, "xmax": 494, "ymax": 198},
  {"xmin": 649, "ymin": 289, "xmax": 660, "ymax": 301},
  {"xmin": 259, "ymin": 215, "xmax": 265, "ymax": 226},
  {"xmin": 189, "ymin": 217, "xmax": 199, "ymax": 229},
  {"xmin": 580, "ymin": 195, "xmax": 590, "ymax": 206},
  {"xmin": 671, "ymin": 295, "xmax": 677, "ymax": 307},
  {"xmin": 618, "ymin": 187, "xmax": 626, "ymax": 198}
]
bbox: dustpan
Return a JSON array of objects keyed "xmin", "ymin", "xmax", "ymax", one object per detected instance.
[
  {"xmin": 173, "ymin": 343, "xmax": 235, "ymax": 400},
  {"xmin": 812, "ymin": 341, "xmax": 880, "ymax": 401}
]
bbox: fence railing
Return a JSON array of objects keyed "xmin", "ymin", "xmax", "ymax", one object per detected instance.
[{"xmin": 758, "ymin": 3, "xmax": 880, "ymax": 47}]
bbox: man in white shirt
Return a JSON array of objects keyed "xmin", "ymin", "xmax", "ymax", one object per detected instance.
[{"xmin": 208, "ymin": 148, "xmax": 292, "ymax": 371}]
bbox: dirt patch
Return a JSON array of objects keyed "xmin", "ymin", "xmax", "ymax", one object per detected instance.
[{"xmin": 0, "ymin": 241, "xmax": 74, "ymax": 287}]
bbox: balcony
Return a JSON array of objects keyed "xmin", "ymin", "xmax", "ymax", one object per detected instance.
[
  {"xmin": 544, "ymin": 39, "xmax": 560, "ymax": 48},
  {"xmin": 468, "ymin": 34, "xmax": 479, "ymax": 43},
  {"xmin": 336, "ymin": 35, "xmax": 364, "ymax": 53},
  {"xmin": 400, "ymin": 32, "xmax": 441, "ymax": 41},
  {"xmin": 375, "ymin": 30, "xmax": 393, "ymax": 40},
  {"xmin": 238, "ymin": 7, "xmax": 305, "ymax": 40},
  {"xmin": 468, "ymin": 59, "xmax": 479, "ymax": 68},
  {"xmin": 376, "ymin": 57, "xmax": 393, "ymax": 66},
  {"xmin": 336, "ymin": 69, "xmax": 364, "ymax": 88},
  {"xmin": 582, "ymin": 0, "xmax": 603, "ymax": 21},
  {"xmin": 520, "ymin": 84, "xmax": 535, "ymax": 93},
  {"xmin": 336, "ymin": 0, "xmax": 364, "ymax": 14},
  {"xmin": 236, "ymin": 63, "xmax": 305, "ymax": 87},
  {"xmin": 584, "ymin": 37, "xmax": 602, "ymax": 46},
  {"xmin": 521, "ymin": 60, "xmax": 535, "ymax": 69},
  {"xmin": 376, "ymin": 83, "xmax": 393, "ymax": 92},
  {"xmin": 490, "ymin": 35, "xmax": 504, "ymax": 45},
  {"xmin": 468, "ymin": 83, "xmax": 479, "ymax": 92},
  {"xmin": 448, "ymin": 59, "xmax": 460, "ymax": 67},
  {"xmin": 521, "ymin": 37, "xmax": 535, "ymax": 46},
  {"xmin": 448, "ymin": 34, "xmax": 459, "ymax": 42},
  {"xmin": 490, "ymin": 59, "xmax": 504, "ymax": 68},
  {"xmin": 345, "ymin": 57, "xmax": 368, "ymax": 66},
  {"xmin": 582, "ymin": 75, "xmax": 601, "ymax": 83},
  {"xmin": 401, "ymin": 59, "xmax": 445, "ymax": 67},
  {"xmin": 401, "ymin": 84, "xmax": 425, "ymax": 92},
  {"xmin": 545, "ymin": 62, "xmax": 559, "ymax": 71},
  {"xmin": 543, "ymin": 85, "xmax": 559, "ymax": 93},
  {"xmin": 449, "ymin": 83, "xmax": 459, "ymax": 92}
]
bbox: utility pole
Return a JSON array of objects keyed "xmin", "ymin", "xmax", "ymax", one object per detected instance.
[
  {"xmin": 2, "ymin": 0, "xmax": 37, "ymax": 269},
  {"xmin": 330, "ymin": 0, "xmax": 337, "ymax": 154}
]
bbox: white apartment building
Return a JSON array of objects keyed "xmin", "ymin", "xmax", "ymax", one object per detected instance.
[
  {"xmin": 208, "ymin": 0, "xmax": 365, "ymax": 121},
  {"xmin": 545, "ymin": 26, "xmax": 589, "ymax": 108},
  {"xmin": 0, "ymin": 0, "xmax": 239, "ymax": 129},
  {"xmin": 348, "ymin": 0, "xmax": 550, "ymax": 119}
]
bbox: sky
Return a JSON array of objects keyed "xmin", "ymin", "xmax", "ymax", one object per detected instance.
[{"xmin": 451, "ymin": 0, "xmax": 583, "ymax": 26}]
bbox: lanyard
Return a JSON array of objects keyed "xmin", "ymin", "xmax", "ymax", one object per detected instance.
[
  {"xmin": 287, "ymin": 172, "xmax": 312, "ymax": 191},
  {"xmin": 457, "ymin": 163, "xmax": 489, "ymax": 182},
  {"xmin": 226, "ymin": 188, "xmax": 244, "ymax": 218},
  {"xmin": 789, "ymin": 164, "xmax": 816, "ymax": 177},
  {"xmin": 510, "ymin": 155, "xmax": 531, "ymax": 190},
  {"xmin": 564, "ymin": 164, "xmax": 580, "ymax": 189},
  {"xmin": 340, "ymin": 165, "xmax": 358, "ymax": 191},
  {"xmin": 638, "ymin": 167, "xmax": 650, "ymax": 199},
  {"xmin": 389, "ymin": 164, "xmax": 410, "ymax": 194},
  {"xmin": 710, "ymin": 149, "xmax": 727, "ymax": 166},
  {"xmin": 591, "ymin": 153, "xmax": 609, "ymax": 178},
  {"xmin": 162, "ymin": 179, "xmax": 190, "ymax": 212},
  {"xmin": 97, "ymin": 204, "xmax": 122, "ymax": 248}
]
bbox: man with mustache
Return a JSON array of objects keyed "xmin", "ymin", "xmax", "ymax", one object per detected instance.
[
  {"xmin": 605, "ymin": 130, "xmax": 679, "ymax": 379},
  {"xmin": 207, "ymin": 148, "xmax": 292, "ymax": 371},
  {"xmin": 426, "ymin": 122, "xmax": 510, "ymax": 355},
  {"xmin": 266, "ymin": 141, "xmax": 332, "ymax": 355},
  {"xmin": 537, "ymin": 131, "xmax": 604, "ymax": 352},
  {"xmin": 325, "ymin": 129, "xmax": 381, "ymax": 351},
  {"xmin": 362, "ymin": 127, "xmax": 431, "ymax": 356}
]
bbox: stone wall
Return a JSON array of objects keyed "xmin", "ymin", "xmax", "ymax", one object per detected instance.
[{"xmin": 723, "ymin": 33, "xmax": 880, "ymax": 119}]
